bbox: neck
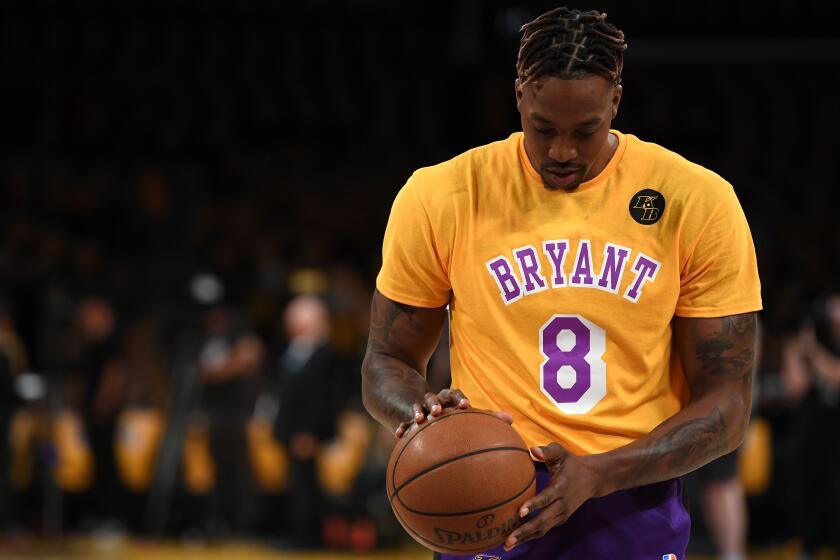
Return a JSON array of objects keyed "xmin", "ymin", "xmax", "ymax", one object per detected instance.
[{"xmin": 583, "ymin": 131, "xmax": 618, "ymax": 183}]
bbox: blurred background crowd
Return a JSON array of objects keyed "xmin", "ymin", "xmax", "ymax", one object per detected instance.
[{"xmin": 1, "ymin": 0, "xmax": 839, "ymax": 557}]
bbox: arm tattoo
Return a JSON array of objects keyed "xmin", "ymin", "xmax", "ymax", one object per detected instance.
[
  {"xmin": 367, "ymin": 297, "xmax": 421, "ymax": 352},
  {"xmin": 695, "ymin": 313, "xmax": 757, "ymax": 388},
  {"xmin": 622, "ymin": 407, "xmax": 726, "ymax": 485},
  {"xmin": 614, "ymin": 313, "xmax": 757, "ymax": 489},
  {"xmin": 662, "ymin": 407, "xmax": 726, "ymax": 471},
  {"xmin": 362, "ymin": 294, "xmax": 444, "ymax": 429}
]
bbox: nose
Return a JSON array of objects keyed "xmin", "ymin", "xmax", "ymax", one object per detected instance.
[{"xmin": 548, "ymin": 137, "xmax": 577, "ymax": 163}]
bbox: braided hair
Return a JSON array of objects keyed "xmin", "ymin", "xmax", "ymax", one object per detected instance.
[{"xmin": 517, "ymin": 7, "xmax": 627, "ymax": 86}]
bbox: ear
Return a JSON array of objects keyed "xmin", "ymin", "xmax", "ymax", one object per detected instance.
[
  {"xmin": 610, "ymin": 84, "xmax": 623, "ymax": 120},
  {"xmin": 514, "ymin": 78, "xmax": 523, "ymax": 111}
]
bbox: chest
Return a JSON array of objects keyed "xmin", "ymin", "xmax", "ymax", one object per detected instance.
[{"xmin": 449, "ymin": 190, "xmax": 679, "ymax": 325}]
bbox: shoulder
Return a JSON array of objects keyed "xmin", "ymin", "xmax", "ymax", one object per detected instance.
[
  {"xmin": 624, "ymin": 134, "xmax": 735, "ymax": 199},
  {"xmin": 405, "ymin": 133, "xmax": 522, "ymax": 203}
]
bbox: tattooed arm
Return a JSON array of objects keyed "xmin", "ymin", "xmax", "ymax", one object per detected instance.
[
  {"xmin": 505, "ymin": 312, "xmax": 758, "ymax": 550},
  {"xmin": 600, "ymin": 312, "xmax": 758, "ymax": 488},
  {"xmin": 361, "ymin": 289, "xmax": 467, "ymax": 436}
]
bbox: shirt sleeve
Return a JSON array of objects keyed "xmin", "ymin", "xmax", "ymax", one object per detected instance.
[
  {"xmin": 376, "ymin": 173, "xmax": 452, "ymax": 308},
  {"xmin": 675, "ymin": 183, "xmax": 762, "ymax": 317}
]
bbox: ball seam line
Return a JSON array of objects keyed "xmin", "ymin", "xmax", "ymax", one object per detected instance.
[
  {"xmin": 395, "ymin": 470, "xmax": 536, "ymax": 517},
  {"xmin": 390, "ymin": 446, "xmax": 531, "ymax": 497}
]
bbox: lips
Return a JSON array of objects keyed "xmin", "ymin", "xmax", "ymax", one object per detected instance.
[{"xmin": 545, "ymin": 168, "xmax": 582, "ymax": 189}]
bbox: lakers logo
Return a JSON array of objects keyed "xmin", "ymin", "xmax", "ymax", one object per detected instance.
[{"xmin": 629, "ymin": 189, "xmax": 665, "ymax": 225}]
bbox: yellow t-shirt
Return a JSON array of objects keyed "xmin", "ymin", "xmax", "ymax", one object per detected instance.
[{"xmin": 376, "ymin": 131, "xmax": 762, "ymax": 455}]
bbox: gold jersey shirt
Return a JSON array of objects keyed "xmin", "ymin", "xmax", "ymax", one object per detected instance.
[{"xmin": 376, "ymin": 130, "xmax": 762, "ymax": 455}]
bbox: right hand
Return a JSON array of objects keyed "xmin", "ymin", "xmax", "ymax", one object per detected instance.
[
  {"xmin": 395, "ymin": 388, "xmax": 471, "ymax": 438},
  {"xmin": 394, "ymin": 388, "xmax": 514, "ymax": 438}
]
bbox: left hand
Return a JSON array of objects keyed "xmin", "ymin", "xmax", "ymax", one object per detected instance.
[{"xmin": 503, "ymin": 442, "xmax": 602, "ymax": 551}]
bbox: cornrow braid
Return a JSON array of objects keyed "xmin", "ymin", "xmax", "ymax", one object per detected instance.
[{"xmin": 517, "ymin": 7, "xmax": 627, "ymax": 86}]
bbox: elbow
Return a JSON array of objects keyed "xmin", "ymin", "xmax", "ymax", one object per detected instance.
[
  {"xmin": 727, "ymin": 393, "xmax": 753, "ymax": 453},
  {"xmin": 729, "ymin": 421, "xmax": 748, "ymax": 453},
  {"xmin": 361, "ymin": 379, "xmax": 374, "ymax": 419},
  {"xmin": 360, "ymin": 353, "xmax": 377, "ymax": 419}
]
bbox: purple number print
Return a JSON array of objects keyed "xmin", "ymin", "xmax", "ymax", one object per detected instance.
[
  {"xmin": 539, "ymin": 315, "xmax": 606, "ymax": 414},
  {"xmin": 541, "ymin": 317, "xmax": 590, "ymax": 402}
]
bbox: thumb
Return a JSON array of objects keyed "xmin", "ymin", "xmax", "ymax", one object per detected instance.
[
  {"xmin": 530, "ymin": 445, "xmax": 547, "ymax": 462},
  {"xmin": 531, "ymin": 442, "xmax": 568, "ymax": 465}
]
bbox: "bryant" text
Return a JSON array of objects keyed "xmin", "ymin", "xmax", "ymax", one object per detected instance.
[{"xmin": 485, "ymin": 239, "xmax": 661, "ymax": 306}]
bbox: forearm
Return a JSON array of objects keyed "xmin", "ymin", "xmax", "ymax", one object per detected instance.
[
  {"xmin": 361, "ymin": 352, "xmax": 431, "ymax": 431},
  {"xmin": 587, "ymin": 312, "xmax": 757, "ymax": 497},
  {"xmin": 586, "ymin": 386, "xmax": 751, "ymax": 497},
  {"xmin": 361, "ymin": 291, "xmax": 447, "ymax": 431}
]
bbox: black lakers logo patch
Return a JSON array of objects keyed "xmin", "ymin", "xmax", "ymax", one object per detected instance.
[{"xmin": 629, "ymin": 189, "xmax": 665, "ymax": 225}]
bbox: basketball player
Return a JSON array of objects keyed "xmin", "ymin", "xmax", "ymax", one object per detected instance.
[{"xmin": 362, "ymin": 7, "xmax": 761, "ymax": 559}]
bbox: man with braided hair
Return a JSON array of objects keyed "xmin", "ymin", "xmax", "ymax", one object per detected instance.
[{"xmin": 363, "ymin": 6, "xmax": 761, "ymax": 559}]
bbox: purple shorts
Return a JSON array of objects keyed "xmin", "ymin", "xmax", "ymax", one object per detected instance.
[{"xmin": 435, "ymin": 462, "xmax": 689, "ymax": 560}]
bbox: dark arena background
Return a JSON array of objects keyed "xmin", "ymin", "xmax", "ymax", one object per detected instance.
[{"xmin": 1, "ymin": 1, "xmax": 839, "ymax": 558}]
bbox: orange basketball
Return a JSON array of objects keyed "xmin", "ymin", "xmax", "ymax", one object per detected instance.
[{"xmin": 386, "ymin": 408, "xmax": 536, "ymax": 554}]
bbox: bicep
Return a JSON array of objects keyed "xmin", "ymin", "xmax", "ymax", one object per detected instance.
[
  {"xmin": 674, "ymin": 312, "xmax": 759, "ymax": 398},
  {"xmin": 366, "ymin": 289, "xmax": 447, "ymax": 374}
]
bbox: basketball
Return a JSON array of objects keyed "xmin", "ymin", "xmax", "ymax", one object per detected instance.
[{"xmin": 386, "ymin": 409, "xmax": 536, "ymax": 554}]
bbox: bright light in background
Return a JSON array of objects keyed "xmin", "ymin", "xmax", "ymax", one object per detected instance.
[
  {"xmin": 189, "ymin": 273, "xmax": 224, "ymax": 306},
  {"xmin": 16, "ymin": 371, "xmax": 46, "ymax": 401}
]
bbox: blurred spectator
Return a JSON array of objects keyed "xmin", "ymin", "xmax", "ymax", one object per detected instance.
[
  {"xmin": 273, "ymin": 294, "xmax": 347, "ymax": 548},
  {"xmin": 782, "ymin": 295, "xmax": 840, "ymax": 558},
  {"xmin": 113, "ymin": 317, "xmax": 170, "ymax": 531},
  {"xmin": 195, "ymin": 298, "xmax": 264, "ymax": 536},
  {"xmin": 65, "ymin": 296, "xmax": 126, "ymax": 530}
]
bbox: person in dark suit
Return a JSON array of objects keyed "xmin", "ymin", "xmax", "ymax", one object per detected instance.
[{"xmin": 274, "ymin": 295, "xmax": 351, "ymax": 548}]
